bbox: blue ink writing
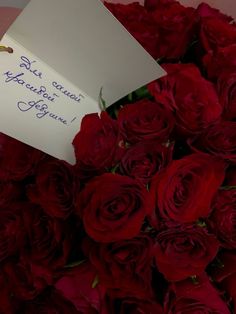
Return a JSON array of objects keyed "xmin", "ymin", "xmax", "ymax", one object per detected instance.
[
  {"xmin": 3, "ymin": 71, "xmax": 58, "ymax": 102},
  {"xmin": 17, "ymin": 99, "xmax": 68, "ymax": 125},
  {"xmin": 52, "ymin": 81, "xmax": 85, "ymax": 103},
  {"xmin": 20, "ymin": 56, "xmax": 43, "ymax": 79}
]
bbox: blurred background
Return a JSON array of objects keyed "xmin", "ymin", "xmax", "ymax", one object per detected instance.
[{"xmin": 0, "ymin": 0, "xmax": 29, "ymax": 8}]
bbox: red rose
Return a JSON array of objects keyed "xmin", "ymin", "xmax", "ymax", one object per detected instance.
[
  {"xmin": 148, "ymin": 64, "xmax": 222, "ymax": 136},
  {"xmin": 28, "ymin": 160, "xmax": 77, "ymax": 219},
  {"xmin": 217, "ymin": 71, "xmax": 236, "ymax": 120},
  {"xmin": 88, "ymin": 235, "xmax": 154, "ymax": 298},
  {"xmin": 197, "ymin": 2, "xmax": 233, "ymax": 21},
  {"xmin": 210, "ymin": 190, "xmax": 236, "ymax": 249},
  {"xmin": 118, "ymin": 99, "xmax": 174, "ymax": 145},
  {"xmin": 0, "ymin": 133, "xmax": 45, "ymax": 181},
  {"xmin": 104, "ymin": 2, "xmax": 160, "ymax": 59},
  {"xmin": 210, "ymin": 251, "xmax": 236, "ymax": 312},
  {"xmin": 200, "ymin": 16, "xmax": 236, "ymax": 52},
  {"xmin": 4, "ymin": 260, "xmax": 53, "ymax": 301},
  {"xmin": 0, "ymin": 182, "xmax": 22, "ymax": 207},
  {"xmin": 0, "ymin": 203, "xmax": 26, "ymax": 263},
  {"xmin": 145, "ymin": 0, "xmax": 175, "ymax": 11},
  {"xmin": 119, "ymin": 141, "xmax": 172, "ymax": 185},
  {"xmin": 150, "ymin": 1, "xmax": 198, "ymax": 59},
  {"xmin": 73, "ymin": 112, "xmax": 124, "ymax": 180},
  {"xmin": 22, "ymin": 205, "xmax": 72, "ymax": 269},
  {"xmin": 76, "ymin": 173, "xmax": 150, "ymax": 242},
  {"xmin": 0, "ymin": 269, "xmax": 17, "ymax": 314},
  {"xmin": 154, "ymin": 224, "xmax": 219, "ymax": 281},
  {"xmin": 203, "ymin": 44, "xmax": 236, "ymax": 81},
  {"xmin": 55, "ymin": 262, "xmax": 108, "ymax": 314},
  {"xmin": 165, "ymin": 274, "xmax": 230, "ymax": 313},
  {"xmin": 20, "ymin": 289, "xmax": 79, "ymax": 314},
  {"xmin": 107, "ymin": 295, "xmax": 163, "ymax": 314},
  {"xmin": 190, "ymin": 121, "xmax": 236, "ymax": 163},
  {"xmin": 150, "ymin": 153, "xmax": 225, "ymax": 223}
]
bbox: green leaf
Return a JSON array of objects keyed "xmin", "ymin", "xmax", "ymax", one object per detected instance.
[
  {"xmin": 220, "ymin": 185, "xmax": 236, "ymax": 191},
  {"xmin": 99, "ymin": 87, "xmax": 107, "ymax": 111},
  {"xmin": 110, "ymin": 164, "xmax": 119, "ymax": 174},
  {"xmin": 196, "ymin": 219, "xmax": 207, "ymax": 228},
  {"xmin": 92, "ymin": 275, "xmax": 99, "ymax": 289},
  {"xmin": 65, "ymin": 260, "xmax": 85, "ymax": 269},
  {"xmin": 134, "ymin": 85, "xmax": 151, "ymax": 99}
]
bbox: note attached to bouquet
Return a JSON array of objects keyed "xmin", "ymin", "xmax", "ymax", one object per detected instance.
[{"xmin": 0, "ymin": 0, "xmax": 166, "ymax": 163}]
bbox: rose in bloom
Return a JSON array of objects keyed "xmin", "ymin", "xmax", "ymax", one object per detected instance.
[
  {"xmin": 203, "ymin": 44, "xmax": 236, "ymax": 81},
  {"xmin": 148, "ymin": 64, "xmax": 222, "ymax": 136},
  {"xmin": 210, "ymin": 251, "xmax": 236, "ymax": 313},
  {"xmin": 55, "ymin": 262, "xmax": 108, "ymax": 314},
  {"xmin": 107, "ymin": 295, "xmax": 163, "ymax": 314},
  {"xmin": 197, "ymin": 2, "xmax": 233, "ymax": 21},
  {"xmin": 117, "ymin": 99, "xmax": 174, "ymax": 145},
  {"xmin": 0, "ymin": 203, "xmax": 26, "ymax": 263},
  {"xmin": 4, "ymin": 260, "xmax": 54, "ymax": 301},
  {"xmin": 150, "ymin": 153, "xmax": 225, "ymax": 223},
  {"xmin": 22, "ymin": 205, "xmax": 72, "ymax": 269},
  {"xmin": 191, "ymin": 121, "xmax": 236, "ymax": 163},
  {"xmin": 150, "ymin": 1, "xmax": 198, "ymax": 59},
  {"xmin": 19, "ymin": 288, "xmax": 79, "ymax": 314},
  {"xmin": 119, "ymin": 141, "xmax": 172, "ymax": 185},
  {"xmin": 104, "ymin": 2, "xmax": 160, "ymax": 59},
  {"xmin": 28, "ymin": 160, "xmax": 77, "ymax": 219},
  {"xmin": 88, "ymin": 235, "xmax": 154, "ymax": 298},
  {"xmin": 210, "ymin": 190, "xmax": 236, "ymax": 249},
  {"xmin": 199, "ymin": 16, "xmax": 236, "ymax": 52},
  {"xmin": 217, "ymin": 71, "xmax": 236, "ymax": 120},
  {"xmin": 145, "ymin": 0, "xmax": 175, "ymax": 11},
  {"xmin": 73, "ymin": 112, "xmax": 124, "ymax": 180},
  {"xmin": 0, "ymin": 133, "xmax": 45, "ymax": 181},
  {"xmin": 154, "ymin": 224, "xmax": 219, "ymax": 281},
  {"xmin": 76, "ymin": 173, "xmax": 150, "ymax": 242},
  {"xmin": 165, "ymin": 274, "xmax": 230, "ymax": 313},
  {"xmin": 0, "ymin": 182, "xmax": 23, "ymax": 207}
]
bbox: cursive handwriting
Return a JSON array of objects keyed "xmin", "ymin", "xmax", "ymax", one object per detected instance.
[
  {"xmin": 20, "ymin": 56, "xmax": 43, "ymax": 79},
  {"xmin": 17, "ymin": 99, "xmax": 68, "ymax": 125},
  {"xmin": 3, "ymin": 71, "xmax": 59, "ymax": 103},
  {"xmin": 52, "ymin": 81, "xmax": 85, "ymax": 103}
]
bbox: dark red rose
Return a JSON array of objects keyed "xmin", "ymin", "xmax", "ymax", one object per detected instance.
[
  {"xmin": 0, "ymin": 182, "xmax": 23, "ymax": 207},
  {"xmin": 76, "ymin": 173, "xmax": 150, "ymax": 242},
  {"xmin": 0, "ymin": 269, "xmax": 17, "ymax": 314},
  {"xmin": 203, "ymin": 44, "xmax": 236, "ymax": 81},
  {"xmin": 0, "ymin": 134, "xmax": 45, "ymax": 181},
  {"xmin": 190, "ymin": 121, "xmax": 236, "ymax": 163},
  {"xmin": 88, "ymin": 235, "xmax": 154, "ymax": 298},
  {"xmin": 145, "ymin": 0, "xmax": 175, "ymax": 11},
  {"xmin": 107, "ymin": 295, "xmax": 163, "ymax": 314},
  {"xmin": 148, "ymin": 64, "xmax": 222, "ymax": 137},
  {"xmin": 0, "ymin": 203, "xmax": 26, "ymax": 263},
  {"xmin": 150, "ymin": 1, "xmax": 198, "ymax": 59},
  {"xmin": 118, "ymin": 99, "xmax": 174, "ymax": 145},
  {"xmin": 104, "ymin": 2, "xmax": 160, "ymax": 59},
  {"xmin": 28, "ymin": 160, "xmax": 77, "ymax": 219},
  {"xmin": 73, "ymin": 112, "xmax": 124, "ymax": 179},
  {"xmin": 4, "ymin": 260, "xmax": 53, "ymax": 301},
  {"xmin": 210, "ymin": 190, "xmax": 236, "ymax": 249},
  {"xmin": 197, "ymin": 3, "xmax": 233, "ymax": 22},
  {"xmin": 150, "ymin": 153, "xmax": 225, "ymax": 224},
  {"xmin": 200, "ymin": 16, "xmax": 236, "ymax": 52},
  {"xmin": 165, "ymin": 273, "xmax": 230, "ymax": 313},
  {"xmin": 154, "ymin": 224, "xmax": 219, "ymax": 281},
  {"xmin": 18, "ymin": 288, "xmax": 79, "ymax": 314},
  {"xmin": 55, "ymin": 262, "xmax": 108, "ymax": 314},
  {"xmin": 119, "ymin": 141, "xmax": 172, "ymax": 185},
  {"xmin": 22, "ymin": 205, "xmax": 72, "ymax": 269},
  {"xmin": 210, "ymin": 251, "xmax": 236, "ymax": 313},
  {"xmin": 217, "ymin": 71, "xmax": 236, "ymax": 120},
  {"xmin": 224, "ymin": 166, "xmax": 236, "ymax": 186}
]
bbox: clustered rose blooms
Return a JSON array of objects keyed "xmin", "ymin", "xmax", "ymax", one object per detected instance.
[{"xmin": 1, "ymin": 0, "xmax": 236, "ymax": 313}]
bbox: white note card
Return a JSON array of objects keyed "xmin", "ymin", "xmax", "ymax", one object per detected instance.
[{"xmin": 0, "ymin": 0, "xmax": 166, "ymax": 163}]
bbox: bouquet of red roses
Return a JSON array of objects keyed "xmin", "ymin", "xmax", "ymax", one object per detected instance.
[{"xmin": 1, "ymin": 0, "xmax": 236, "ymax": 313}]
